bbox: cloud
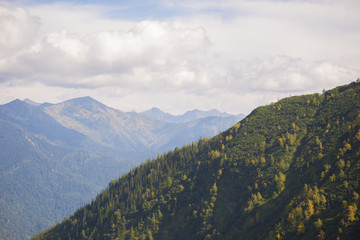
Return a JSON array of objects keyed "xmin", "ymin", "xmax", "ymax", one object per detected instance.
[
  {"xmin": 226, "ymin": 56, "xmax": 357, "ymax": 94},
  {"xmin": 0, "ymin": 4, "xmax": 40, "ymax": 57},
  {"xmin": 178, "ymin": 0, "xmax": 360, "ymax": 68},
  {"xmin": 0, "ymin": 0, "xmax": 359, "ymax": 114},
  {"xmin": 0, "ymin": 11, "xmax": 211, "ymax": 89}
]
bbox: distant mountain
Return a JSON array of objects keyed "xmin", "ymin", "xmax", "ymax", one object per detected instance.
[
  {"xmin": 0, "ymin": 97, "xmax": 244, "ymax": 240},
  {"xmin": 33, "ymin": 81, "xmax": 360, "ymax": 240},
  {"xmin": 140, "ymin": 107, "xmax": 244, "ymax": 123},
  {"xmin": 140, "ymin": 107, "xmax": 177, "ymax": 122},
  {"xmin": 0, "ymin": 99, "xmax": 88, "ymax": 148},
  {"xmin": 23, "ymin": 98, "xmax": 42, "ymax": 106},
  {"xmin": 154, "ymin": 115, "xmax": 244, "ymax": 152},
  {"xmin": 180, "ymin": 109, "xmax": 233, "ymax": 122},
  {"xmin": 42, "ymin": 96, "xmax": 161, "ymax": 152},
  {"xmin": 0, "ymin": 119, "xmax": 130, "ymax": 240},
  {"xmin": 41, "ymin": 97, "xmax": 244, "ymax": 153}
]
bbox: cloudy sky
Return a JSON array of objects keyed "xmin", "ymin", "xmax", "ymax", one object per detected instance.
[{"xmin": 0, "ymin": 0, "xmax": 359, "ymax": 114}]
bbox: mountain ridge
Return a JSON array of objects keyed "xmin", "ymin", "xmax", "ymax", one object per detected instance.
[
  {"xmin": 140, "ymin": 107, "xmax": 243, "ymax": 123},
  {"xmin": 23, "ymin": 98, "xmax": 42, "ymax": 106}
]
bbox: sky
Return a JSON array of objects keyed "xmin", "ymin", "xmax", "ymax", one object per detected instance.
[{"xmin": 0, "ymin": 0, "xmax": 359, "ymax": 114}]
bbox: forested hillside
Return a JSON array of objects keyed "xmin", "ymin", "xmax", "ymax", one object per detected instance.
[{"xmin": 33, "ymin": 81, "xmax": 360, "ymax": 240}]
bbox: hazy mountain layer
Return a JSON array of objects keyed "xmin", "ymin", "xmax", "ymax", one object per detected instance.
[
  {"xmin": 0, "ymin": 97, "xmax": 243, "ymax": 240},
  {"xmin": 140, "ymin": 107, "xmax": 244, "ymax": 123}
]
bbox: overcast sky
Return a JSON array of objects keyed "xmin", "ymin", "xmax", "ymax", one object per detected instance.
[{"xmin": 0, "ymin": 0, "xmax": 359, "ymax": 114}]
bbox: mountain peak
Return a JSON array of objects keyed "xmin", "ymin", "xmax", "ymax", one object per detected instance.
[
  {"xmin": 23, "ymin": 98, "xmax": 42, "ymax": 106},
  {"xmin": 40, "ymin": 96, "xmax": 114, "ymax": 128},
  {"xmin": 59, "ymin": 96, "xmax": 107, "ymax": 110},
  {"xmin": 140, "ymin": 107, "xmax": 174, "ymax": 122},
  {"xmin": 8, "ymin": 98, "xmax": 22, "ymax": 104},
  {"xmin": 4, "ymin": 99, "xmax": 30, "ymax": 108},
  {"xmin": 65, "ymin": 96, "xmax": 99, "ymax": 104},
  {"xmin": 149, "ymin": 107, "xmax": 166, "ymax": 113},
  {"xmin": 40, "ymin": 102, "xmax": 53, "ymax": 108},
  {"xmin": 140, "ymin": 107, "xmax": 239, "ymax": 123},
  {"xmin": 181, "ymin": 108, "xmax": 232, "ymax": 121}
]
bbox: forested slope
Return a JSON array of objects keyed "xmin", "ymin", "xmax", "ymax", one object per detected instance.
[{"xmin": 33, "ymin": 81, "xmax": 360, "ymax": 240}]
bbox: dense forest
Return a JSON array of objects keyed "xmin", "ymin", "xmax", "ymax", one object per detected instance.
[{"xmin": 33, "ymin": 81, "xmax": 360, "ymax": 240}]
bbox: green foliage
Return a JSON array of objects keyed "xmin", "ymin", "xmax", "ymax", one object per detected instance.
[{"xmin": 33, "ymin": 81, "xmax": 360, "ymax": 240}]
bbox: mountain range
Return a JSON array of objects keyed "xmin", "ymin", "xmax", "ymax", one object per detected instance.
[
  {"xmin": 140, "ymin": 107, "xmax": 242, "ymax": 123},
  {"xmin": 0, "ymin": 97, "xmax": 244, "ymax": 240},
  {"xmin": 32, "ymin": 81, "xmax": 360, "ymax": 240}
]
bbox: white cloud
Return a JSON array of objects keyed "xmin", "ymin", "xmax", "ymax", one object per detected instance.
[
  {"xmin": 0, "ymin": 15, "xmax": 211, "ymax": 89},
  {"xmin": 46, "ymin": 30, "xmax": 88, "ymax": 61},
  {"xmin": 226, "ymin": 56, "xmax": 357, "ymax": 94},
  {"xmin": 0, "ymin": 4, "xmax": 40, "ymax": 58},
  {"xmin": 0, "ymin": 0, "xmax": 359, "ymax": 114},
  {"xmin": 179, "ymin": 0, "xmax": 360, "ymax": 68}
]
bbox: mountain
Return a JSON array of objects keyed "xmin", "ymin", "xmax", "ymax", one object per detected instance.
[
  {"xmin": 153, "ymin": 115, "xmax": 244, "ymax": 153},
  {"xmin": 41, "ymin": 97, "xmax": 243, "ymax": 153},
  {"xmin": 33, "ymin": 81, "xmax": 360, "ymax": 240},
  {"xmin": 0, "ymin": 99, "xmax": 88, "ymax": 148},
  {"xmin": 23, "ymin": 98, "xmax": 42, "ymax": 106},
  {"xmin": 41, "ymin": 96, "xmax": 162, "ymax": 153},
  {"xmin": 140, "ymin": 107, "xmax": 244, "ymax": 123},
  {"xmin": 179, "ymin": 109, "xmax": 233, "ymax": 122},
  {"xmin": 0, "ymin": 97, "xmax": 243, "ymax": 240},
  {"xmin": 140, "ymin": 107, "xmax": 177, "ymax": 122},
  {"xmin": 0, "ymin": 117, "xmax": 132, "ymax": 240}
]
